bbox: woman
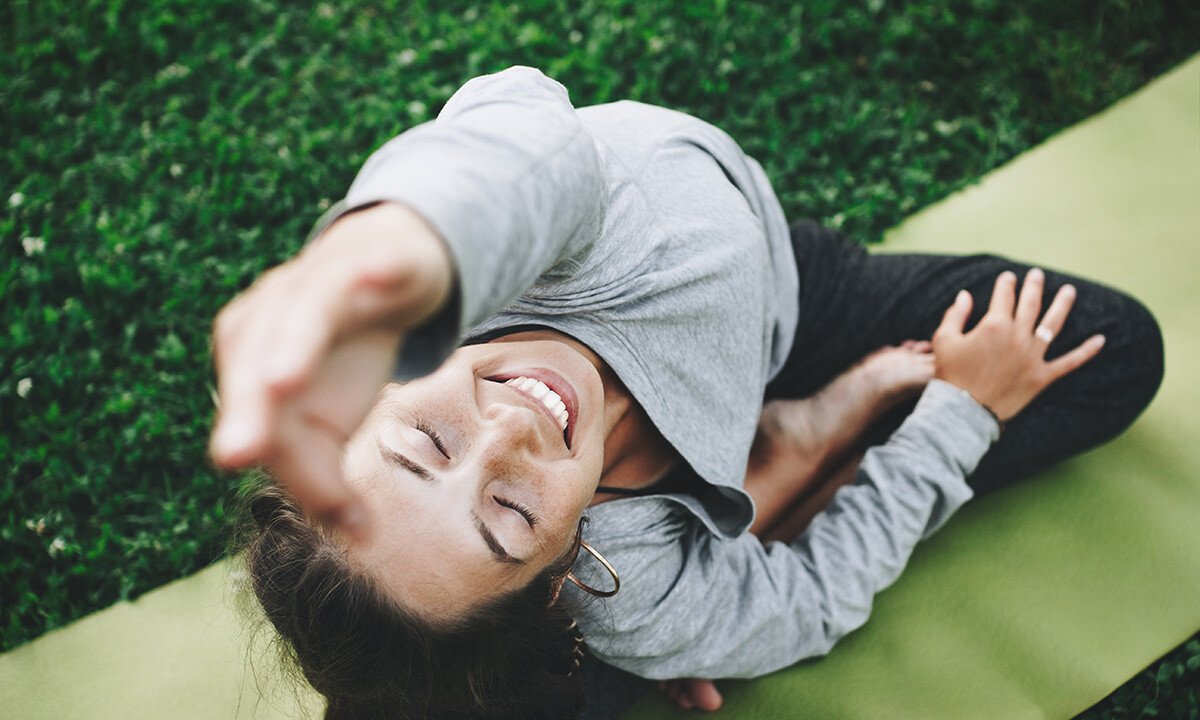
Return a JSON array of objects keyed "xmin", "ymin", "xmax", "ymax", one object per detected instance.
[{"xmin": 211, "ymin": 67, "xmax": 1162, "ymax": 719}]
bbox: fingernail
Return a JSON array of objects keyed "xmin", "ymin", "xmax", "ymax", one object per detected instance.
[
  {"xmin": 1028, "ymin": 267, "xmax": 1044, "ymax": 281},
  {"xmin": 958, "ymin": 289, "xmax": 970, "ymax": 302},
  {"xmin": 1093, "ymin": 334, "xmax": 1106, "ymax": 348}
]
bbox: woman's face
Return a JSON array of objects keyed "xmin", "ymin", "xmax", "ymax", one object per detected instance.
[{"xmin": 340, "ymin": 333, "xmax": 612, "ymax": 621}]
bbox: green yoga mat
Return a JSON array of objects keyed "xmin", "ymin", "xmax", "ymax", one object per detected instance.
[{"xmin": 3, "ymin": 54, "xmax": 1198, "ymax": 720}]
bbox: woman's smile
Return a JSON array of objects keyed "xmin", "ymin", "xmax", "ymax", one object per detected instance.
[{"xmin": 491, "ymin": 369, "xmax": 579, "ymax": 447}]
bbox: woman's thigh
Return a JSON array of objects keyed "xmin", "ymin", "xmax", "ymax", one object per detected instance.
[{"xmin": 766, "ymin": 221, "xmax": 1163, "ymax": 493}]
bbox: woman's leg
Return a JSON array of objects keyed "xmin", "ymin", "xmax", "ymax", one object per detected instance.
[
  {"xmin": 765, "ymin": 221, "xmax": 1164, "ymax": 493},
  {"xmin": 747, "ymin": 343, "xmax": 935, "ymax": 536}
]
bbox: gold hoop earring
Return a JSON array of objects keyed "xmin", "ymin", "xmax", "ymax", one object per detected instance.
[{"xmin": 566, "ymin": 540, "xmax": 620, "ymax": 597}]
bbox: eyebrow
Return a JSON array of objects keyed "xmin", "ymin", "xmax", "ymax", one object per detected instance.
[
  {"xmin": 473, "ymin": 514, "xmax": 525, "ymax": 565},
  {"xmin": 378, "ymin": 443, "xmax": 525, "ymax": 565},
  {"xmin": 379, "ymin": 445, "xmax": 433, "ymax": 481}
]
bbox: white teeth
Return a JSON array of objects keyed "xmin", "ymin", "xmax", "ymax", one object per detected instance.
[{"xmin": 504, "ymin": 376, "xmax": 570, "ymax": 431}]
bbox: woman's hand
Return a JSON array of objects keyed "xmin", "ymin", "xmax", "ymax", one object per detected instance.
[
  {"xmin": 933, "ymin": 268, "xmax": 1105, "ymax": 422},
  {"xmin": 210, "ymin": 203, "xmax": 453, "ymax": 535}
]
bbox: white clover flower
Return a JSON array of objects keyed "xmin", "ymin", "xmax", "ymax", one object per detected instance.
[
  {"xmin": 647, "ymin": 36, "xmax": 665, "ymax": 53},
  {"xmin": 17, "ymin": 377, "xmax": 33, "ymax": 397},
  {"xmin": 156, "ymin": 63, "xmax": 191, "ymax": 81},
  {"xmin": 718, "ymin": 58, "xmax": 735, "ymax": 75},
  {"xmin": 8, "ymin": 192, "xmax": 24, "ymax": 208},
  {"xmin": 407, "ymin": 101, "xmax": 427, "ymax": 118},
  {"xmin": 169, "ymin": 163, "xmax": 184, "ymax": 177},
  {"xmin": 22, "ymin": 237, "xmax": 45, "ymax": 255},
  {"xmin": 317, "ymin": 3, "xmax": 335, "ymax": 19},
  {"xmin": 48, "ymin": 537, "xmax": 67, "ymax": 556},
  {"xmin": 395, "ymin": 48, "xmax": 418, "ymax": 66},
  {"xmin": 277, "ymin": 146, "xmax": 290, "ymax": 159},
  {"xmin": 569, "ymin": 30, "xmax": 583, "ymax": 44},
  {"xmin": 934, "ymin": 120, "xmax": 959, "ymax": 136}
]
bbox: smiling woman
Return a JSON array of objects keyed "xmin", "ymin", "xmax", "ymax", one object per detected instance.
[
  {"xmin": 335, "ymin": 323, "xmax": 675, "ymax": 625},
  {"xmin": 212, "ymin": 67, "xmax": 1162, "ymax": 719}
]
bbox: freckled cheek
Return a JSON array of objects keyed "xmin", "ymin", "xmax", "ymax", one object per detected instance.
[{"xmin": 542, "ymin": 469, "xmax": 596, "ymax": 536}]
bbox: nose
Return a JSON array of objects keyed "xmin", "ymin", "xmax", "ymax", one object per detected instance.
[{"xmin": 479, "ymin": 401, "xmax": 548, "ymax": 461}]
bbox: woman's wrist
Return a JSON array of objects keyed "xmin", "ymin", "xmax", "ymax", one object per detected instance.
[{"xmin": 310, "ymin": 201, "xmax": 455, "ymax": 333}]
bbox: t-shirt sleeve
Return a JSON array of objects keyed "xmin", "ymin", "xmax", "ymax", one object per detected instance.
[
  {"xmin": 333, "ymin": 66, "xmax": 607, "ymax": 376},
  {"xmin": 575, "ymin": 380, "xmax": 999, "ymax": 679}
]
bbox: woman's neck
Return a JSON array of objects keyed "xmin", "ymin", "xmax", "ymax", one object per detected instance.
[
  {"xmin": 594, "ymin": 403, "xmax": 678, "ymax": 504},
  {"xmin": 591, "ymin": 355, "xmax": 679, "ymax": 503}
]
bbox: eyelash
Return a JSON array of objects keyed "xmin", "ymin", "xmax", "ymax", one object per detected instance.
[
  {"xmin": 408, "ymin": 415, "xmax": 534, "ymax": 528},
  {"xmin": 495, "ymin": 496, "xmax": 537, "ymax": 527},
  {"xmin": 414, "ymin": 419, "xmax": 449, "ymax": 458}
]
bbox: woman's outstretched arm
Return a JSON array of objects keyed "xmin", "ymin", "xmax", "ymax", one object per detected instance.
[
  {"xmin": 210, "ymin": 203, "xmax": 451, "ymax": 534},
  {"xmin": 210, "ymin": 67, "xmax": 608, "ymax": 535}
]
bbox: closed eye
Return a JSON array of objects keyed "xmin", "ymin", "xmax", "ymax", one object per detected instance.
[
  {"xmin": 415, "ymin": 419, "xmax": 449, "ymax": 458},
  {"xmin": 495, "ymin": 496, "xmax": 537, "ymax": 527}
]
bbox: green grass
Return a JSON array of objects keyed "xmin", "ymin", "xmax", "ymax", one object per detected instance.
[{"xmin": 2, "ymin": 0, "xmax": 1197, "ymax": 716}]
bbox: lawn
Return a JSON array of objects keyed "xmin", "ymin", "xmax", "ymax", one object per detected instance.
[{"xmin": 2, "ymin": 0, "xmax": 1198, "ymax": 716}]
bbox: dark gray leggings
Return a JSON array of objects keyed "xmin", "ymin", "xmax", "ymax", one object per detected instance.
[
  {"xmin": 578, "ymin": 221, "xmax": 1164, "ymax": 718},
  {"xmin": 766, "ymin": 220, "xmax": 1163, "ymax": 493}
]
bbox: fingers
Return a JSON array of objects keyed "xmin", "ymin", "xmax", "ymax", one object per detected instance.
[
  {"xmin": 1032, "ymin": 283, "xmax": 1077, "ymax": 347},
  {"xmin": 935, "ymin": 289, "xmax": 974, "ymax": 341},
  {"xmin": 1014, "ymin": 268, "xmax": 1045, "ymax": 329},
  {"xmin": 268, "ymin": 411, "xmax": 368, "ymax": 536},
  {"xmin": 986, "ymin": 270, "xmax": 1018, "ymax": 317},
  {"xmin": 209, "ymin": 265, "xmax": 342, "ymax": 466},
  {"xmin": 900, "ymin": 339, "xmax": 933, "ymax": 353},
  {"xmin": 264, "ymin": 304, "xmax": 336, "ymax": 393},
  {"xmin": 210, "ymin": 402, "xmax": 270, "ymax": 468},
  {"xmin": 211, "ymin": 327, "xmax": 273, "ymax": 468},
  {"xmin": 1045, "ymin": 333, "xmax": 1106, "ymax": 382}
]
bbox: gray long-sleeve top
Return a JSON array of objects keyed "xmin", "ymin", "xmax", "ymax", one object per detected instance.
[{"xmin": 334, "ymin": 66, "xmax": 1000, "ymax": 679}]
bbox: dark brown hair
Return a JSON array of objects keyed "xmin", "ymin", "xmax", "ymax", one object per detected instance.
[{"xmin": 238, "ymin": 482, "xmax": 587, "ymax": 720}]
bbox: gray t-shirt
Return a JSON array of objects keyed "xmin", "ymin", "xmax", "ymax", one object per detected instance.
[{"xmin": 334, "ymin": 66, "xmax": 999, "ymax": 679}]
